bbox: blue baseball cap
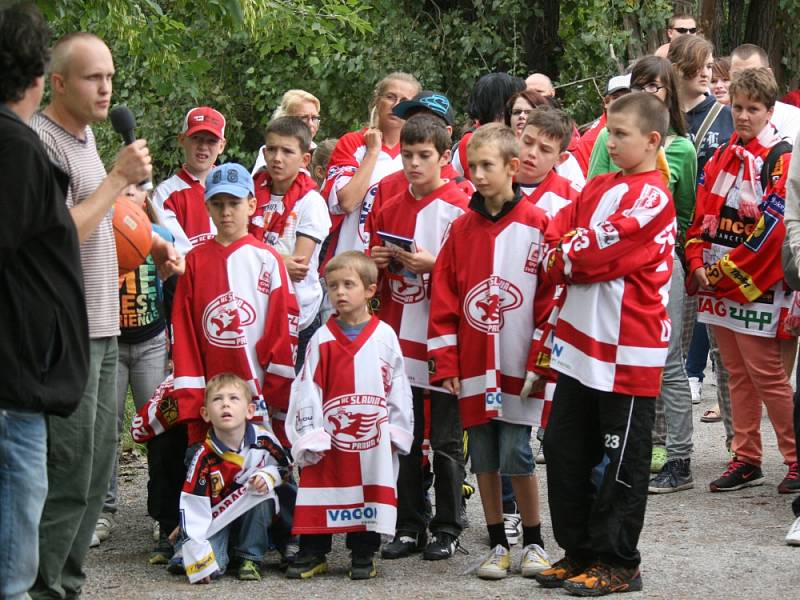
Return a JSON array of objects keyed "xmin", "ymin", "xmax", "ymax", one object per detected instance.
[
  {"xmin": 204, "ymin": 163, "xmax": 255, "ymax": 201},
  {"xmin": 393, "ymin": 91, "xmax": 455, "ymax": 126}
]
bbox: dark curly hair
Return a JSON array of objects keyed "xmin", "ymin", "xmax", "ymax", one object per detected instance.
[{"xmin": 0, "ymin": 3, "xmax": 51, "ymax": 104}]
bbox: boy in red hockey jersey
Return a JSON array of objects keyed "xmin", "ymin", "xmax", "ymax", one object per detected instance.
[
  {"xmin": 367, "ymin": 114, "xmax": 471, "ymax": 560},
  {"xmin": 531, "ymin": 93, "xmax": 676, "ymax": 596},
  {"xmin": 178, "ymin": 373, "xmax": 290, "ymax": 583},
  {"xmin": 154, "ymin": 106, "xmax": 227, "ymax": 255},
  {"xmin": 428, "ymin": 123, "xmax": 554, "ymax": 580},
  {"xmin": 286, "ymin": 252, "xmax": 413, "ymax": 580},
  {"xmin": 170, "ymin": 163, "xmax": 299, "ymax": 447}
]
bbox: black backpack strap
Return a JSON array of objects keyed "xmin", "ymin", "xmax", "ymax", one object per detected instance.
[{"xmin": 761, "ymin": 140, "xmax": 792, "ymax": 190}]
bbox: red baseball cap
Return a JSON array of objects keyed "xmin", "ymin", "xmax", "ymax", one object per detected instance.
[{"xmin": 182, "ymin": 106, "xmax": 226, "ymax": 139}]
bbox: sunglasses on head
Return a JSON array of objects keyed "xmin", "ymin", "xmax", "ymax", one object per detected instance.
[{"xmin": 673, "ymin": 26, "xmax": 697, "ymax": 34}]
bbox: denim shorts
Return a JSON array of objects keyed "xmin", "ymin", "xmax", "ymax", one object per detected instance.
[{"xmin": 468, "ymin": 420, "xmax": 534, "ymax": 475}]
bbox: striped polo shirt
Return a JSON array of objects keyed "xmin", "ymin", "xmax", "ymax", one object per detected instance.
[{"xmin": 31, "ymin": 112, "xmax": 120, "ymax": 338}]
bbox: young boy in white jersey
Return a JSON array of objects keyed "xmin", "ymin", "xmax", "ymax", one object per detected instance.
[
  {"xmin": 428, "ymin": 123, "xmax": 554, "ymax": 580},
  {"xmin": 250, "ymin": 117, "xmax": 331, "ymax": 370},
  {"xmin": 531, "ymin": 93, "xmax": 676, "ymax": 595},
  {"xmin": 177, "ymin": 373, "xmax": 290, "ymax": 583},
  {"xmin": 286, "ymin": 252, "xmax": 413, "ymax": 580},
  {"xmin": 153, "ymin": 106, "xmax": 227, "ymax": 255},
  {"xmin": 367, "ymin": 114, "xmax": 471, "ymax": 560},
  {"xmin": 169, "ymin": 163, "xmax": 298, "ymax": 449}
]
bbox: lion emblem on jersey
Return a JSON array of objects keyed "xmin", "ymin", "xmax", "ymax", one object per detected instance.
[
  {"xmin": 202, "ymin": 292, "xmax": 257, "ymax": 348},
  {"xmin": 389, "ymin": 277, "xmax": 425, "ymax": 304},
  {"xmin": 323, "ymin": 394, "xmax": 388, "ymax": 451},
  {"xmin": 464, "ymin": 276, "xmax": 523, "ymax": 333}
]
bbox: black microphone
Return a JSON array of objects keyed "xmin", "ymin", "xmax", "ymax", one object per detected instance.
[{"xmin": 109, "ymin": 106, "xmax": 152, "ymax": 191}]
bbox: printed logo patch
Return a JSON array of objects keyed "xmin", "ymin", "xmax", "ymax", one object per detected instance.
[
  {"xmin": 464, "ymin": 276, "xmax": 523, "ymax": 333},
  {"xmin": 210, "ymin": 470, "xmax": 224, "ymax": 498},
  {"xmin": 158, "ymin": 396, "xmax": 179, "ymax": 425},
  {"xmin": 595, "ymin": 221, "xmax": 620, "ymax": 249},
  {"xmin": 202, "ymin": 292, "xmax": 256, "ymax": 348},
  {"xmin": 389, "ymin": 278, "xmax": 425, "ymax": 304},
  {"xmin": 324, "ymin": 394, "xmax": 387, "ymax": 451},
  {"xmin": 524, "ymin": 242, "xmax": 541, "ymax": 275},
  {"xmin": 326, "ymin": 505, "xmax": 379, "ymax": 528},
  {"xmin": 257, "ymin": 263, "xmax": 271, "ymax": 294},
  {"xmin": 632, "ymin": 183, "xmax": 665, "ymax": 211}
]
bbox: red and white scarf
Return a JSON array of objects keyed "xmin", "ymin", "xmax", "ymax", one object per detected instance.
[
  {"xmin": 251, "ymin": 169, "xmax": 318, "ymax": 243},
  {"xmin": 700, "ymin": 125, "xmax": 783, "ymax": 237}
]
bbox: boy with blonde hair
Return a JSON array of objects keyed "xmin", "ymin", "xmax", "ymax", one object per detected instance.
[
  {"xmin": 428, "ymin": 123, "xmax": 554, "ymax": 579},
  {"xmin": 286, "ymin": 251, "xmax": 413, "ymax": 580},
  {"xmin": 177, "ymin": 373, "xmax": 290, "ymax": 583},
  {"xmin": 532, "ymin": 93, "xmax": 676, "ymax": 595}
]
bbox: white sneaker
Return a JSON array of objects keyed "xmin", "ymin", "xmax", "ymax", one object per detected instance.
[
  {"xmin": 95, "ymin": 514, "xmax": 114, "ymax": 543},
  {"xmin": 786, "ymin": 515, "xmax": 800, "ymax": 546},
  {"xmin": 476, "ymin": 544, "xmax": 510, "ymax": 580},
  {"xmin": 688, "ymin": 377, "xmax": 702, "ymax": 404},
  {"xmin": 503, "ymin": 512, "xmax": 521, "ymax": 546},
  {"xmin": 520, "ymin": 543, "xmax": 551, "ymax": 577},
  {"xmin": 90, "ymin": 532, "xmax": 100, "ymax": 548}
]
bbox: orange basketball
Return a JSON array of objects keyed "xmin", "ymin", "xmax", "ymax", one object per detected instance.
[{"xmin": 113, "ymin": 196, "xmax": 152, "ymax": 275}]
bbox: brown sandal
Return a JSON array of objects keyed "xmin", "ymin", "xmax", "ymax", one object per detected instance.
[{"xmin": 701, "ymin": 404, "xmax": 722, "ymax": 423}]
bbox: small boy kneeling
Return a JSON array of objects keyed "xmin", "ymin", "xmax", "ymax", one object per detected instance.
[{"xmin": 178, "ymin": 373, "xmax": 290, "ymax": 583}]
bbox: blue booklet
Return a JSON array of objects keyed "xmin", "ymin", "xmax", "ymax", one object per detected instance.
[{"xmin": 378, "ymin": 230, "xmax": 420, "ymax": 284}]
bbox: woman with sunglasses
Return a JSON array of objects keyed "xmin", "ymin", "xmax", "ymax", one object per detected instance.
[{"xmin": 588, "ymin": 56, "xmax": 698, "ymax": 493}]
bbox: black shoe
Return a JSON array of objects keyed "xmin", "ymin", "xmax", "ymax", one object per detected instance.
[
  {"xmin": 648, "ymin": 458, "xmax": 694, "ymax": 494},
  {"xmin": 778, "ymin": 461, "xmax": 800, "ymax": 494},
  {"xmin": 709, "ymin": 459, "xmax": 765, "ymax": 492},
  {"xmin": 148, "ymin": 532, "xmax": 174, "ymax": 566},
  {"xmin": 423, "ymin": 532, "xmax": 460, "ymax": 561},
  {"xmin": 381, "ymin": 531, "xmax": 426, "ymax": 559},
  {"xmin": 166, "ymin": 556, "xmax": 185, "ymax": 575},
  {"xmin": 349, "ymin": 554, "xmax": 377, "ymax": 580},
  {"xmin": 285, "ymin": 554, "xmax": 328, "ymax": 579}
]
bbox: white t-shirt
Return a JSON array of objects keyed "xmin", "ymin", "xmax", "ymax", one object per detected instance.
[
  {"xmin": 256, "ymin": 189, "xmax": 331, "ymax": 330},
  {"xmin": 771, "ymin": 101, "xmax": 800, "ymax": 143}
]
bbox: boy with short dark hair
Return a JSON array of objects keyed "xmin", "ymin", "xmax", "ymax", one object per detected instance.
[
  {"xmin": 170, "ymin": 163, "xmax": 299, "ymax": 448},
  {"xmin": 428, "ymin": 123, "xmax": 554, "ymax": 579},
  {"xmin": 286, "ymin": 251, "xmax": 413, "ymax": 580},
  {"xmin": 178, "ymin": 373, "xmax": 290, "ymax": 583},
  {"xmin": 531, "ymin": 92, "xmax": 676, "ymax": 595},
  {"xmin": 367, "ymin": 113, "xmax": 471, "ymax": 560},
  {"xmin": 249, "ymin": 116, "xmax": 331, "ymax": 370}
]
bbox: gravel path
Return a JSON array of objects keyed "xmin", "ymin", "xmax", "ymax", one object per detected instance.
[{"xmin": 84, "ymin": 376, "xmax": 800, "ymax": 599}]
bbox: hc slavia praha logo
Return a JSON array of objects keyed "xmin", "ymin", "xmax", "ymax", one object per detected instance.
[
  {"xmin": 202, "ymin": 292, "xmax": 256, "ymax": 348},
  {"xmin": 464, "ymin": 276, "xmax": 523, "ymax": 333}
]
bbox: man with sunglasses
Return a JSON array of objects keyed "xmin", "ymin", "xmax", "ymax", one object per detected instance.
[{"xmin": 655, "ymin": 13, "xmax": 698, "ymax": 58}]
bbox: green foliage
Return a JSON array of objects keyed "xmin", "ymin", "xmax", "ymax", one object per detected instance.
[{"xmin": 32, "ymin": 0, "xmax": 800, "ymax": 178}]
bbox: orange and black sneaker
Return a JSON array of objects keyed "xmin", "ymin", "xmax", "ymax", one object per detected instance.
[
  {"xmin": 562, "ymin": 562, "xmax": 642, "ymax": 596},
  {"xmin": 533, "ymin": 555, "xmax": 591, "ymax": 588}
]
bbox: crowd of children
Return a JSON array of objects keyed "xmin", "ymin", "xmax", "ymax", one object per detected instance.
[{"xmin": 77, "ymin": 16, "xmax": 800, "ymax": 598}]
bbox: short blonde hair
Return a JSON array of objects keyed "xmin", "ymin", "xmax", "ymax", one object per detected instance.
[
  {"xmin": 310, "ymin": 138, "xmax": 338, "ymax": 187},
  {"xmin": 368, "ymin": 72, "xmax": 421, "ymax": 113},
  {"xmin": 467, "ymin": 122, "xmax": 519, "ymax": 164},
  {"xmin": 272, "ymin": 89, "xmax": 320, "ymax": 120},
  {"xmin": 325, "ymin": 251, "xmax": 378, "ymax": 287},
  {"xmin": 729, "ymin": 67, "xmax": 778, "ymax": 109},
  {"xmin": 204, "ymin": 373, "xmax": 252, "ymax": 405}
]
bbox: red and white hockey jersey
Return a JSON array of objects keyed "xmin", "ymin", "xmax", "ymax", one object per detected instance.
[
  {"xmin": 180, "ymin": 423, "xmax": 290, "ymax": 582},
  {"xmin": 536, "ymin": 170, "xmax": 676, "ymax": 397},
  {"xmin": 366, "ymin": 180, "xmax": 470, "ymax": 389},
  {"xmin": 171, "ymin": 235, "xmax": 299, "ymax": 442},
  {"xmin": 153, "ymin": 167, "xmax": 216, "ymax": 255},
  {"xmin": 369, "ymin": 163, "xmax": 475, "ymax": 221},
  {"xmin": 286, "ymin": 316, "xmax": 413, "ymax": 536},
  {"xmin": 428, "ymin": 193, "xmax": 554, "ymax": 429},
  {"xmin": 322, "ymin": 129, "xmax": 403, "ymax": 256}
]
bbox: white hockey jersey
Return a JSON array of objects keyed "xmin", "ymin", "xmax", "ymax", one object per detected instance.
[{"xmin": 286, "ymin": 316, "xmax": 413, "ymax": 536}]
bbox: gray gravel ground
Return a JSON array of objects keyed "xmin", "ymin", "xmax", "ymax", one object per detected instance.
[{"xmin": 84, "ymin": 373, "xmax": 800, "ymax": 599}]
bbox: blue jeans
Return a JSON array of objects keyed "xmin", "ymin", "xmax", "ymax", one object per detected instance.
[
  {"xmin": 0, "ymin": 410, "xmax": 48, "ymax": 600},
  {"xmin": 685, "ymin": 320, "xmax": 710, "ymax": 380},
  {"xmin": 176, "ymin": 499, "xmax": 274, "ymax": 574}
]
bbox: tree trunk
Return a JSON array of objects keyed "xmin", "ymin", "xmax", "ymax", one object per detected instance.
[
  {"xmin": 522, "ymin": 0, "xmax": 561, "ymax": 80},
  {"xmin": 744, "ymin": 0, "xmax": 785, "ymax": 87}
]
